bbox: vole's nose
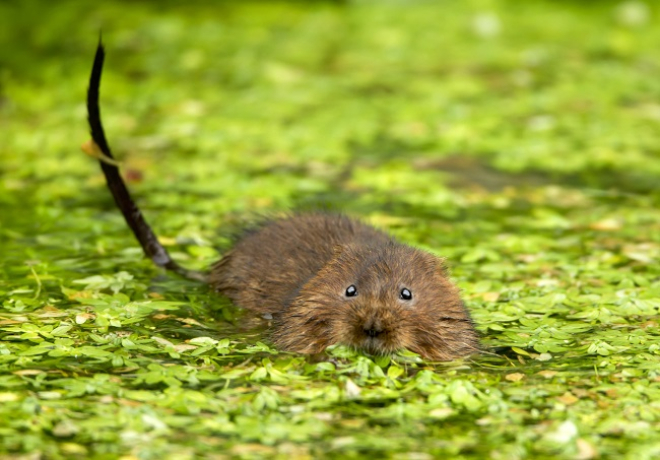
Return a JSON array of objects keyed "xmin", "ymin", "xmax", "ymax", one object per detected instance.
[
  {"xmin": 363, "ymin": 319, "xmax": 384, "ymax": 338},
  {"xmin": 364, "ymin": 328, "xmax": 382, "ymax": 338}
]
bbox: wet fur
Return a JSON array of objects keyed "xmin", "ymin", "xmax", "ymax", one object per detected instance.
[{"xmin": 210, "ymin": 213, "xmax": 479, "ymax": 360}]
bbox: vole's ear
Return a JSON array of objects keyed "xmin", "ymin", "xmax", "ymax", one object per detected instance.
[
  {"xmin": 415, "ymin": 249, "xmax": 450, "ymax": 277},
  {"xmin": 435, "ymin": 255, "xmax": 450, "ymax": 277}
]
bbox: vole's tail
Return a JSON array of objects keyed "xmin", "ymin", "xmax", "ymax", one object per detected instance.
[{"xmin": 86, "ymin": 40, "xmax": 207, "ymax": 282}]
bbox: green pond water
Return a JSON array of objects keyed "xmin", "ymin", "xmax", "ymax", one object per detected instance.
[{"xmin": 1, "ymin": 1, "xmax": 660, "ymax": 458}]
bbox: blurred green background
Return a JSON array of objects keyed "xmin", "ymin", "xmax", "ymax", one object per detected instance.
[{"xmin": 1, "ymin": 1, "xmax": 660, "ymax": 458}]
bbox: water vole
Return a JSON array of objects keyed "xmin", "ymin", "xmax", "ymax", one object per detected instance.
[
  {"xmin": 85, "ymin": 42, "xmax": 479, "ymax": 361},
  {"xmin": 211, "ymin": 214, "xmax": 478, "ymax": 360}
]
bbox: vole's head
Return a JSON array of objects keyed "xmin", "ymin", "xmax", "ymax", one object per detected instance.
[{"xmin": 271, "ymin": 242, "xmax": 479, "ymax": 361}]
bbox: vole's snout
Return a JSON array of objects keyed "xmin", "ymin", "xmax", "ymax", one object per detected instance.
[
  {"xmin": 362, "ymin": 318, "xmax": 384, "ymax": 338},
  {"xmin": 364, "ymin": 327, "xmax": 383, "ymax": 338}
]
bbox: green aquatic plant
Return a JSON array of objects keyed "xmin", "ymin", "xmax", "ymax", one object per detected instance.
[{"xmin": 1, "ymin": 0, "xmax": 660, "ymax": 458}]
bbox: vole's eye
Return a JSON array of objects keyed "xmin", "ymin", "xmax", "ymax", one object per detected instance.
[
  {"xmin": 345, "ymin": 285, "xmax": 357, "ymax": 297},
  {"xmin": 400, "ymin": 288, "xmax": 412, "ymax": 301}
]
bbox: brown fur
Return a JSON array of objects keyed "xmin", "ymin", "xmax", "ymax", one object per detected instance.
[{"xmin": 210, "ymin": 214, "xmax": 479, "ymax": 361}]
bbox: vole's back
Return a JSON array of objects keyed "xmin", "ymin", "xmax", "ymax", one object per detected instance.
[{"xmin": 210, "ymin": 214, "xmax": 390, "ymax": 314}]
